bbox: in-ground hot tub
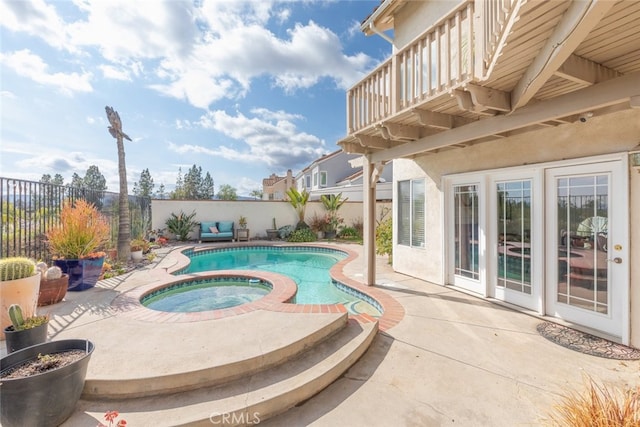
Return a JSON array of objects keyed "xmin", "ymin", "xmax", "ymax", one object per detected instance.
[{"xmin": 141, "ymin": 277, "xmax": 272, "ymax": 312}]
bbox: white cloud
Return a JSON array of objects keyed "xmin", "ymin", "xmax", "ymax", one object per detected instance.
[
  {"xmin": 99, "ymin": 64, "xmax": 131, "ymax": 81},
  {"xmin": 0, "ymin": 49, "xmax": 93, "ymax": 94},
  {"xmin": 0, "ymin": 0, "xmax": 72, "ymax": 51}
]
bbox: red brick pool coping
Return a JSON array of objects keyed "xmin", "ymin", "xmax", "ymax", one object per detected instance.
[{"xmin": 112, "ymin": 244, "xmax": 404, "ymax": 331}]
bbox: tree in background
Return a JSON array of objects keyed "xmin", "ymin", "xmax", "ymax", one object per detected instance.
[
  {"xmin": 105, "ymin": 106, "xmax": 132, "ymax": 262},
  {"xmin": 250, "ymin": 189, "xmax": 263, "ymax": 200},
  {"xmin": 217, "ymin": 184, "xmax": 237, "ymax": 200},
  {"xmin": 69, "ymin": 173, "xmax": 84, "ymax": 188},
  {"xmin": 133, "ymin": 168, "xmax": 154, "ymax": 198},
  {"xmin": 155, "ymin": 183, "xmax": 166, "ymax": 200},
  {"xmin": 170, "ymin": 165, "xmax": 215, "ymax": 200},
  {"xmin": 202, "ymin": 172, "xmax": 215, "ymax": 199},
  {"xmin": 40, "ymin": 174, "xmax": 64, "ymax": 186}
]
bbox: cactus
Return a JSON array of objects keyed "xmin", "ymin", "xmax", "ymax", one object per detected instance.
[
  {"xmin": 43, "ymin": 266, "xmax": 63, "ymax": 281},
  {"xmin": 36, "ymin": 261, "xmax": 48, "ymax": 276},
  {"xmin": 8, "ymin": 304, "xmax": 25, "ymax": 330},
  {"xmin": 272, "ymin": 218, "xmax": 277, "ymax": 229},
  {"xmin": 0, "ymin": 257, "xmax": 36, "ymax": 281},
  {"xmin": 7, "ymin": 303, "xmax": 48, "ymax": 331}
]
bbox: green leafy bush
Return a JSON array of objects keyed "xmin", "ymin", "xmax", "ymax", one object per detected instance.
[
  {"xmin": 339, "ymin": 226, "xmax": 360, "ymax": 239},
  {"xmin": 375, "ymin": 217, "xmax": 392, "ymax": 263},
  {"xmin": 165, "ymin": 211, "xmax": 197, "ymax": 241},
  {"xmin": 287, "ymin": 228, "xmax": 317, "ymax": 243}
]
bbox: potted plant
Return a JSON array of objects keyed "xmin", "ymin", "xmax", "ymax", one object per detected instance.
[
  {"xmin": 1, "ymin": 338, "xmax": 95, "ymax": 427},
  {"xmin": 4, "ymin": 304, "xmax": 48, "ymax": 354},
  {"xmin": 0, "ymin": 257, "xmax": 41, "ymax": 339},
  {"xmin": 321, "ymin": 193, "xmax": 348, "ymax": 239},
  {"xmin": 130, "ymin": 238, "xmax": 147, "ymax": 261},
  {"xmin": 266, "ymin": 217, "xmax": 279, "ymax": 240},
  {"xmin": 308, "ymin": 212, "xmax": 329, "ymax": 239},
  {"xmin": 46, "ymin": 199, "xmax": 110, "ymax": 291},
  {"xmin": 37, "ymin": 263, "xmax": 68, "ymax": 306},
  {"xmin": 239, "ymin": 215, "xmax": 248, "ymax": 229}
]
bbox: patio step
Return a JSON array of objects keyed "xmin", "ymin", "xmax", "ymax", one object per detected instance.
[
  {"xmin": 65, "ymin": 319, "xmax": 377, "ymax": 426},
  {"xmin": 81, "ymin": 311, "xmax": 350, "ymax": 399}
]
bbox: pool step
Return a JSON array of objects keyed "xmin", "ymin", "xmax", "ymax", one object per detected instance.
[
  {"xmin": 81, "ymin": 311, "xmax": 349, "ymax": 399},
  {"xmin": 65, "ymin": 319, "xmax": 377, "ymax": 426}
]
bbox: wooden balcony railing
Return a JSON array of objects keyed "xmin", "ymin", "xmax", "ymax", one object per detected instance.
[{"xmin": 346, "ymin": 0, "xmax": 518, "ymax": 135}]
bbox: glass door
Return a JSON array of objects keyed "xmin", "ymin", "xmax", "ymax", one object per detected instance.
[
  {"xmin": 450, "ymin": 182, "xmax": 486, "ymax": 294},
  {"xmin": 492, "ymin": 177, "xmax": 541, "ymax": 311},
  {"xmin": 545, "ymin": 161, "xmax": 628, "ymax": 340}
]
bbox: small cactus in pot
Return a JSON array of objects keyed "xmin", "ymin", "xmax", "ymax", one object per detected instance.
[
  {"xmin": 37, "ymin": 263, "xmax": 68, "ymax": 307},
  {"xmin": 5, "ymin": 304, "xmax": 49, "ymax": 353},
  {"xmin": 8, "ymin": 304, "xmax": 48, "ymax": 331},
  {"xmin": 0, "ymin": 257, "xmax": 41, "ymax": 339}
]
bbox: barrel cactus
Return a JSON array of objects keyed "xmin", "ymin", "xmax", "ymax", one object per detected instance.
[{"xmin": 0, "ymin": 257, "xmax": 37, "ymax": 281}]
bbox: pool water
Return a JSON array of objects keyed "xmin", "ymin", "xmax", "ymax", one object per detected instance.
[
  {"xmin": 143, "ymin": 279, "xmax": 270, "ymax": 312},
  {"xmin": 184, "ymin": 247, "xmax": 381, "ymax": 315}
]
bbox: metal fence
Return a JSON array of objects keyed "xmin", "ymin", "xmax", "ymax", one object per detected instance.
[{"xmin": 0, "ymin": 177, "xmax": 151, "ymax": 262}]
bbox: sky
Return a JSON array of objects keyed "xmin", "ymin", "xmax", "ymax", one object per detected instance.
[{"xmin": 0, "ymin": 0, "xmax": 391, "ymax": 197}]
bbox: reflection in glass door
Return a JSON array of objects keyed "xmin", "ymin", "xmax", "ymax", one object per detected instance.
[
  {"xmin": 497, "ymin": 180, "xmax": 532, "ymax": 294},
  {"xmin": 454, "ymin": 185, "xmax": 479, "ymax": 280},
  {"xmin": 556, "ymin": 175, "xmax": 609, "ymax": 314}
]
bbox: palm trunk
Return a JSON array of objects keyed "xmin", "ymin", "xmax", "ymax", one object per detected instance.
[{"xmin": 116, "ymin": 136, "xmax": 131, "ymax": 262}]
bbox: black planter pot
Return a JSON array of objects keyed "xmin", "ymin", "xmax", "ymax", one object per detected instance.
[
  {"xmin": 1, "ymin": 339, "xmax": 94, "ymax": 427},
  {"xmin": 4, "ymin": 322, "xmax": 48, "ymax": 354}
]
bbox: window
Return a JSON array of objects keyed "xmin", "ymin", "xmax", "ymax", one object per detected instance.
[
  {"xmin": 398, "ymin": 179, "xmax": 425, "ymax": 247},
  {"xmin": 320, "ymin": 171, "xmax": 327, "ymax": 187},
  {"xmin": 313, "ymin": 172, "xmax": 318, "ymax": 187},
  {"xmin": 305, "ymin": 175, "xmax": 311, "ymax": 188}
]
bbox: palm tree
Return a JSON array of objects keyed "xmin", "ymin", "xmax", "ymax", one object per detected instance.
[
  {"xmin": 105, "ymin": 106, "xmax": 132, "ymax": 262},
  {"xmin": 285, "ymin": 187, "xmax": 310, "ymax": 229}
]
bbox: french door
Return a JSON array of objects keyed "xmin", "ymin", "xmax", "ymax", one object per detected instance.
[
  {"xmin": 446, "ymin": 157, "xmax": 629, "ymax": 342},
  {"xmin": 545, "ymin": 161, "xmax": 628, "ymax": 339}
]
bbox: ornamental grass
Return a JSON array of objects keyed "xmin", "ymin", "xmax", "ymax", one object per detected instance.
[
  {"xmin": 46, "ymin": 199, "xmax": 110, "ymax": 259},
  {"xmin": 546, "ymin": 377, "xmax": 639, "ymax": 427}
]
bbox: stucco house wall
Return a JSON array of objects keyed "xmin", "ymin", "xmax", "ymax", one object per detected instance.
[{"xmin": 393, "ymin": 108, "xmax": 640, "ymax": 345}]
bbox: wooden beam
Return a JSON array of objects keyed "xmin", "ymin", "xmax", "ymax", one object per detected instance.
[
  {"xmin": 356, "ymin": 135, "xmax": 392, "ymax": 149},
  {"xmin": 378, "ymin": 122, "xmax": 421, "ymax": 140},
  {"xmin": 510, "ymin": 0, "xmax": 615, "ymax": 110},
  {"xmin": 339, "ymin": 141, "xmax": 369, "ymax": 154},
  {"xmin": 412, "ymin": 109, "xmax": 453, "ymax": 129},
  {"xmin": 555, "ymin": 54, "xmax": 621, "ymax": 85},
  {"xmin": 465, "ymin": 84, "xmax": 511, "ymax": 112},
  {"xmin": 452, "ymin": 89, "xmax": 497, "ymax": 115},
  {"xmin": 370, "ymin": 72, "xmax": 640, "ymax": 163}
]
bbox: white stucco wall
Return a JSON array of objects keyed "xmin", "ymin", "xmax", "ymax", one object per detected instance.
[
  {"xmin": 393, "ymin": 108, "xmax": 640, "ymax": 345},
  {"xmin": 151, "ymin": 199, "xmax": 390, "ymax": 240}
]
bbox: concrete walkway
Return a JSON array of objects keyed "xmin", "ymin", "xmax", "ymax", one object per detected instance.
[
  {"xmin": 263, "ymin": 243, "xmax": 639, "ymax": 426},
  {"xmin": 7, "ymin": 242, "xmax": 639, "ymax": 426}
]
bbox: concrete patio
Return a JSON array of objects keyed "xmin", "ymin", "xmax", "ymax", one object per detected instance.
[{"xmin": 7, "ymin": 242, "xmax": 638, "ymax": 426}]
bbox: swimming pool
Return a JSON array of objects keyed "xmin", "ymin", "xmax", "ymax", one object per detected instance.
[{"xmin": 182, "ymin": 246, "xmax": 381, "ymax": 315}]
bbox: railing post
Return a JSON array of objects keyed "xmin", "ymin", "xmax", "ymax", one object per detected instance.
[{"xmin": 473, "ymin": 0, "xmax": 486, "ymax": 79}]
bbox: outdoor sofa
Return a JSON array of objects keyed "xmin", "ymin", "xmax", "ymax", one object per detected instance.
[{"xmin": 198, "ymin": 221, "xmax": 235, "ymax": 243}]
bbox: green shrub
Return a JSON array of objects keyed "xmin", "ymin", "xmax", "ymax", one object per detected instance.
[
  {"xmin": 375, "ymin": 217, "xmax": 392, "ymax": 263},
  {"xmin": 339, "ymin": 226, "xmax": 360, "ymax": 239},
  {"xmin": 165, "ymin": 211, "xmax": 198, "ymax": 241},
  {"xmin": 287, "ymin": 228, "xmax": 317, "ymax": 243}
]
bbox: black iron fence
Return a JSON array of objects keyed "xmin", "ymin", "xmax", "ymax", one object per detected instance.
[{"xmin": 0, "ymin": 177, "xmax": 151, "ymax": 262}]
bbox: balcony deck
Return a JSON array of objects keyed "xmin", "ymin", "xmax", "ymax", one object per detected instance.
[{"xmin": 340, "ymin": 0, "xmax": 640, "ymax": 160}]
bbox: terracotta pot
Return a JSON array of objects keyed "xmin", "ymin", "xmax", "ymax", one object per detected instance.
[
  {"xmin": 38, "ymin": 274, "xmax": 69, "ymax": 306},
  {"xmin": 0, "ymin": 272, "xmax": 41, "ymax": 340}
]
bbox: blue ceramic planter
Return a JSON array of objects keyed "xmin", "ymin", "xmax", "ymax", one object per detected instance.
[{"xmin": 54, "ymin": 257, "xmax": 104, "ymax": 292}]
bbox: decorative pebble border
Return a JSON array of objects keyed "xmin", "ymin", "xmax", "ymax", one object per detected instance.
[
  {"xmin": 112, "ymin": 243, "xmax": 405, "ymax": 331},
  {"xmin": 537, "ymin": 322, "xmax": 640, "ymax": 360}
]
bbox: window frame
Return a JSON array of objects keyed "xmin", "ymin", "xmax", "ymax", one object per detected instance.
[{"xmin": 397, "ymin": 179, "xmax": 426, "ymax": 248}]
